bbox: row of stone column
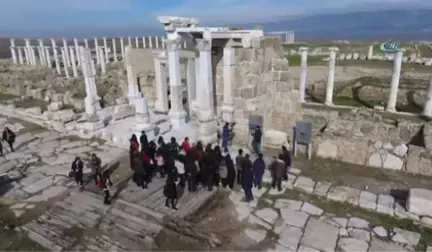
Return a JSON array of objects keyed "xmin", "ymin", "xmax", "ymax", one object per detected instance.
[
  {"xmin": 9, "ymin": 36, "xmax": 187, "ymax": 66},
  {"xmin": 298, "ymin": 47, "xmax": 432, "ymax": 117},
  {"xmin": 151, "ymin": 38, "xmax": 235, "ymax": 142}
]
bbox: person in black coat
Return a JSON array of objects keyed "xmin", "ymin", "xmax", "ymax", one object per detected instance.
[
  {"xmin": 2, "ymin": 127, "xmax": 15, "ymax": 152},
  {"xmin": 91, "ymin": 153, "xmax": 102, "ymax": 185},
  {"xmin": 241, "ymin": 154, "xmax": 254, "ymax": 202},
  {"xmin": 213, "ymin": 146, "xmax": 222, "ymax": 187},
  {"xmin": 164, "ymin": 170, "xmax": 178, "ymax": 210},
  {"xmin": 223, "ymin": 148, "xmax": 236, "ymax": 190},
  {"xmin": 146, "ymin": 141, "xmax": 157, "ymax": 179},
  {"xmin": 71, "ymin": 157, "xmax": 84, "ymax": 186},
  {"xmin": 252, "ymin": 153, "xmax": 265, "ymax": 189},
  {"xmin": 139, "ymin": 131, "xmax": 148, "ymax": 152},
  {"xmin": 282, "ymin": 146, "xmax": 292, "ymax": 181},
  {"xmin": 185, "ymin": 154, "xmax": 198, "ymax": 192},
  {"xmin": 203, "ymin": 144, "xmax": 215, "ymax": 191},
  {"xmin": 0, "ymin": 139, "xmax": 3, "ymax": 156},
  {"xmin": 102, "ymin": 171, "xmax": 113, "ymax": 205},
  {"xmin": 133, "ymin": 151, "xmax": 147, "ymax": 189}
]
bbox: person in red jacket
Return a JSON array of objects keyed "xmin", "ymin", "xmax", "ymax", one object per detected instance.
[
  {"xmin": 129, "ymin": 134, "xmax": 139, "ymax": 170},
  {"xmin": 181, "ymin": 137, "xmax": 192, "ymax": 153}
]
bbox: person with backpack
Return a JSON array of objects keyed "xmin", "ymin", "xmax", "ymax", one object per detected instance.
[
  {"xmin": 168, "ymin": 137, "xmax": 180, "ymax": 157},
  {"xmin": 222, "ymin": 123, "xmax": 230, "ymax": 149}
]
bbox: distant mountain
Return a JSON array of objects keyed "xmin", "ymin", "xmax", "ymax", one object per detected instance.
[{"xmin": 248, "ymin": 10, "xmax": 432, "ymax": 41}]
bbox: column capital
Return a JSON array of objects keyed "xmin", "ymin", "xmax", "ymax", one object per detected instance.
[
  {"xmin": 165, "ymin": 38, "xmax": 182, "ymax": 51},
  {"xmin": 299, "ymin": 47, "xmax": 309, "ymax": 51},
  {"xmin": 196, "ymin": 39, "xmax": 211, "ymax": 52}
]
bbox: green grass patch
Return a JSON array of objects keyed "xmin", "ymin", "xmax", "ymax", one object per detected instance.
[
  {"xmin": 286, "ymin": 55, "xmax": 326, "ymax": 66},
  {"xmin": 267, "ymin": 189, "xmax": 432, "ymax": 251},
  {"xmin": 0, "ymin": 92, "xmax": 18, "ymax": 101},
  {"xmin": 14, "ymin": 98, "xmax": 48, "ymax": 109}
]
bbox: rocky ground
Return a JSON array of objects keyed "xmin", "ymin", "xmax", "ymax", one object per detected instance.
[{"xmin": 1, "ymin": 115, "xmax": 432, "ymax": 251}]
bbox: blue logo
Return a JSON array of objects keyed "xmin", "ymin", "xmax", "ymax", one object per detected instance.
[{"xmin": 380, "ymin": 40, "xmax": 401, "ymax": 53}]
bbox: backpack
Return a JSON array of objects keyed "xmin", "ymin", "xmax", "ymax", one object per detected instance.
[
  {"xmin": 97, "ymin": 176, "xmax": 104, "ymax": 188},
  {"xmin": 169, "ymin": 143, "xmax": 178, "ymax": 153}
]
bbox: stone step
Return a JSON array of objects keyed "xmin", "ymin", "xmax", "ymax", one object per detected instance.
[
  {"xmin": 118, "ymin": 177, "xmax": 165, "ymax": 202},
  {"xmin": 115, "ymin": 198, "xmax": 164, "ymax": 222},
  {"xmin": 174, "ymin": 188, "xmax": 217, "ymax": 218},
  {"xmin": 72, "ymin": 234, "xmax": 130, "ymax": 251},
  {"xmin": 23, "ymin": 221, "xmax": 77, "ymax": 251}
]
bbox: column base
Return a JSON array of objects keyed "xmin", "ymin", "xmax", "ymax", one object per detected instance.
[
  {"xmin": 385, "ymin": 106, "xmax": 396, "ymax": 112},
  {"xmin": 168, "ymin": 110, "xmax": 187, "ymax": 130},
  {"xmin": 84, "ymin": 97, "xmax": 97, "ymax": 115},
  {"xmin": 196, "ymin": 107, "xmax": 218, "ymax": 145},
  {"xmin": 154, "ymin": 99, "xmax": 169, "ymax": 113},
  {"xmin": 221, "ymin": 104, "xmax": 234, "ymax": 123},
  {"xmin": 423, "ymin": 100, "xmax": 432, "ymax": 118},
  {"xmin": 324, "ymin": 101, "xmax": 333, "ymax": 106}
]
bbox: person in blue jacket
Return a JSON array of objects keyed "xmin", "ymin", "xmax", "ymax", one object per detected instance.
[{"xmin": 222, "ymin": 123, "xmax": 230, "ymax": 149}]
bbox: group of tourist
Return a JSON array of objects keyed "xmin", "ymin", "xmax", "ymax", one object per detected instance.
[
  {"xmin": 69, "ymin": 124, "xmax": 292, "ymax": 208},
  {"xmin": 0, "ymin": 127, "xmax": 16, "ymax": 156}
]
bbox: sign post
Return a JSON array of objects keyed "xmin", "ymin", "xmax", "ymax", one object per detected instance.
[{"xmin": 380, "ymin": 40, "xmax": 401, "ymax": 53}]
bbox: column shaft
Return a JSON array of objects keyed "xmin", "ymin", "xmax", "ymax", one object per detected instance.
[
  {"xmin": 186, "ymin": 58, "xmax": 196, "ymax": 116},
  {"xmin": 60, "ymin": 48, "xmax": 70, "ymax": 78},
  {"xmin": 103, "ymin": 37, "xmax": 108, "ymax": 62},
  {"xmin": 221, "ymin": 44, "xmax": 235, "ymax": 122},
  {"xmin": 112, "ymin": 38, "xmax": 117, "ymax": 62},
  {"xmin": 325, "ymin": 47, "xmax": 338, "ymax": 105},
  {"xmin": 386, "ymin": 50, "xmax": 403, "ymax": 112},
  {"xmin": 154, "ymin": 59, "xmax": 169, "ymax": 112},
  {"xmin": 423, "ymin": 75, "xmax": 432, "ymax": 117},
  {"xmin": 120, "ymin": 38, "xmax": 125, "ymax": 60},
  {"xmin": 69, "ymin": 47, "xmax": 78, "ymax": 77},
  {"xmin": 299, "ymin": 47, "xmax": 309, "ymax": 103},
  {"xmin": 17, "ymin": 47, "xmax": 24, "ymax": 64}
]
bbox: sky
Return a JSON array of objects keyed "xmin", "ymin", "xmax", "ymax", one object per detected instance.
[{"xmin": 0, "ymin": 0, "xmax": 430, "ymax": 38}]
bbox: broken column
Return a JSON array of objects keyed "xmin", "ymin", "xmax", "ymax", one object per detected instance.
[
  {"xmin": 166, "ymin": 38, "xmax": 187, "ymax": 129},
  {"xmin": 196, "ymin": 38, "xmax": 217, "ymax": 143},
  {"xmin": 299, "ymin": 47, "xmax": 309, "ymax": 103},
  {"xmin": 51, "ymin": 39, "xmax": 61, "ymax": 75},
  {"xmin": 94, "ymin": 38, "xmax": 100, "ymax": 64},
  {"xmin": 186, "ymin": 57, "xmax": 196, "ymax": 117},
  {"xmin": 17, "ymin": 47, "xmax": 24, "ymax": 64},
  {"xmin": 9, "ymin": 39, "xmax": 17, "ymax": 64},
  {"xmin": 154, "ymin": 56, "xmax": 169, "ymax": 112},
  {"xmin": 89, "ymin": 58, "xmax": 101, "ymax": 107},
  {"xmin": 103, "ymin": 37, "xmax": 108, "ymax": 62},
  {"xmin": 368, "ymin": 45, "xmax": 374, "ymax": 59},
  {"xmin": 69, "ymin": 47, "xmax": 78, "ymax": 77},
  {"xmin": 60, "ymin": 48, "xmax": 70, "ymax": 78},
  {"xmin": 423, "ymin": 75, "xmax": 432, "ymax": 118},
  {"xmin": 135, "ymin": 96, "xmax": 154, "ymax": 133},
  {"xmin": 62, "ymin": 38, "xmax": 71, "ymax": 67},
  {"xmin": 386, "ymin": 49, "xmax": 404, "ymax": 112},
  {"xmin": 112, "ymin": 38, "xmax": 118, "ymax": 62},
  {"xmin": 221, "ymin": 40, "xmax": 235, "ymax": 122},
  {"xmin": 98, "ymin": 47, "xmax": 106, "ymax": 74},
  {"xmin": 125, "ymin": 45, "xmax": 142, "ymax": 103},
  {"xmin": 120, "ymin": 38, "xmax": 125, "ymax": 60},
  {"xmin": 325, "ymin": 47, "xmax": 338, "ymax": 106},
  {"xmin": 79, "ymin": 47, "xmax": 97, "ymax": 116},
  {"xmin": 74, "ymin": 38, "xmax": 80, "ymax": 66}
]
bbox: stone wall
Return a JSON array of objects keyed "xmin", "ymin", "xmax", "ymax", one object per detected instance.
[
  {"xmin": 217, "ymin": 37, "xmax": 299, "ymax": 146},
  {"xmin": 306, "ymin": 107, "xmax": 432, "ymax": 176}
]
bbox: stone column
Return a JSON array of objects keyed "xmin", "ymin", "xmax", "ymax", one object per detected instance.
[
  {"xmin": 84, "ymin": 38, "xmax": 89, "ymax": 48},
  {"xmin": 154, "ymin": 58, "xmax": 169, "ymax": 112},
  {"xmin": 17, "ymin": 47, "xmax": 24, "ymax": 64},
  {"xmin": 30, "ymin": 46, "xmax": 37, "ymax": 65},
  {"xmin": 60, "ymin": 47, "xmax": 70, "ymax": 78},
  {"xmin": 89, "ymin": 58, "xmax": 101, "ymax": 105},
  {"xmin": 79, "ymin": 47, "xmax": 96, "ymax": 116},
  {"xmin": 94, "ymin": 38, "xmax": 100, "ymax": 64},
  {"xmin": 135, "ymin": 96, "xmax": 154, "ymax": 132},
  {"xmin": 325, "ymin": 47, "xmax": 338, "ymax": 106},
  {"xmin": 135, "ymin": 37, "xmax": 139, "ymax": 48},
  {"xmin": 166, "ymin": 38, "xmax": 187, "ymax": 129},
  {"xmin": 368, "ymin": 45, "xmax": 374, "ymax": 59},
  {"xmin": 423, "ymin": 75, "xmax": 432, "ymax": 117},
  {"xmin": 120, "ymin": 38, "xmax": 125, "ymax": 60},
  {"xmin": 221, "ymin": 40, "xmax": 235, "ymax": 122},
  {"xmin": 45, "ymin": 47, "xmax": 51, "ymax": 67},
  {"xmin": 74, "ymin": 38, "xmax": 80, "ymax": 66},
  {"xmin": 186, "ymin": 58, "xmax": 196, "ymax": 116},
  {"xmin": 98, "ymin": 47, "xmax": 106, "ymax": 74},
  {"xmin": 196, "ymin": 38, "xmax": 217, "ymax": 143},
  {"xmin": 143, "ymin": 37, "xmax": 147, "ymax": 48},
  {"xmin": 155, "ymin": 37, "xmax": 159, "ymax": 49},
  {"xmin": 38, "ymin": 39, "xmax": 47, "ymax": 66},
  {"xmin": 37, "ymin": 46, "xmax": 44, "ymax": 65},
  {"xmin": 149, "ymin": 37, "xmax": 153, "ymax": 48},
  {"xmin": 9, "ymin": 39, "xmax": 17, "ymax": 64},
  {"xmin": 125, "ymin": 45, "xmax": 141, "ymax": 103},
  {"xmin": 51, "ymin": 39, "xmax": 61, "ymax": 75},
  {"xmin": 127, "ymin": 36, "xmax": 132, "ymax": 47},
  {"xmin": 112, "ymin": 38, "xmax": 117, "ymax": 62},
  {"xmin": 69, "ymin": 47, "xmax": 78, "ymax": 77},
  {"xmin": 103, "ymin": 37, "xmax": 108, "ymax": 62},
  {"xmin": 299, "ymin": 47, "xmax": 309, "ymax": 103},
  {"xmin": 386, "ymin": 50, "xmax": 404, "ymax": 112},
  {"xmin": 62, "ymin": 38, "xmax": 71, "ymax": 67}
]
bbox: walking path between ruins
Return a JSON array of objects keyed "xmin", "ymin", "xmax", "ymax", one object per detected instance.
[{"xmin": 1, "ymin": 115, "xmax": 432, "ymax": 251}]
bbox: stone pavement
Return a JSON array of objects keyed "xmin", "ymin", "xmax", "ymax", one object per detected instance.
[{"xmin": 229, "ymin": 168, "xmax": 425, "ymax": 252}]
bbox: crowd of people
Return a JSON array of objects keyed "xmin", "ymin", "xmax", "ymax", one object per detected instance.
[
  {"xmin": 0, "ymin": 127, "xmax": 16, "ymax": 156},
  {"xmin": 68, "ymin": 124, "xmax": 292, "ymax": 209}
]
